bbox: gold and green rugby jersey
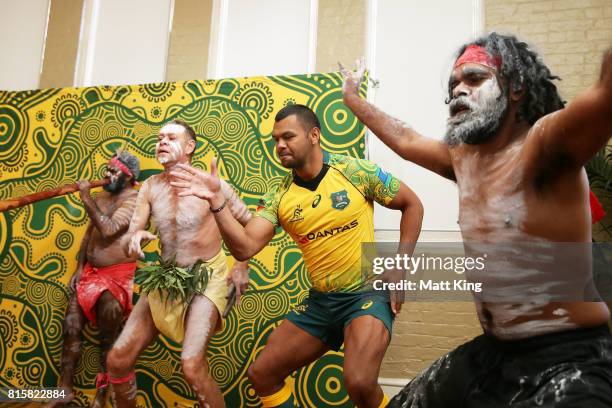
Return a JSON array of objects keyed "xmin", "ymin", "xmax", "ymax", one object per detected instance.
[{"xmin": 256, "ymin": 152, "xmax": 400, "ymax": 292}]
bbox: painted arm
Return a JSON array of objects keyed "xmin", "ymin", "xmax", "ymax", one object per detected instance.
[
  {"xmin": 219, "ymin": 179, "xmax": 253, "ymax": 301},
  {"xmin": 69, "ymin": 222, "xmax": 94, "ymax": 291},
  {"xmin": 340, "ymin": 59, "xmax": 455, "ymax": 180},
  {"xmin": 77, "ymin": 180, "xmax": 136, "ymax": 239},
  {"xmin": 531, "ymin": 47, "xmax": 612, "ymax": 168},
  {"xmin": 125, "ymin": 180, "xmax": 157, "ymax": 259},
  {"xmin": 382, "ymin": 182, "xmax": 424, "ymax": 314},
  {"xmin": 220, "ymin": 179, "xmax": 252, "ymax": 226},
  {"xmin": 169, "ymin": 161, "xmax": 276, "ymax": 261}
]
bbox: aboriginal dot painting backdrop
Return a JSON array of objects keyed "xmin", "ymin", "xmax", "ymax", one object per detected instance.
[{"xmin": 0, "ymin": 73, "xmax": 367, "ymax": 407}]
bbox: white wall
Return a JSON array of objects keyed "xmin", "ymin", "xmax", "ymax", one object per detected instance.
[
  {"xmin": 209, "ymin": 0, "xmax": 315, "ymax": 79},
  {"xmin": 369, "ymin": 0, "xmax": 482, "ymax": 232},
  {"xmin": 79, "ymin": 0, "xmax": 172, "ymax": 87},
  {"xmin": 0, "ymin": 0, "xmax": 477, "ymax": 234},
  {"xmin": 0, "ymin": 0, "xmax": 50, "ymax": 91}
]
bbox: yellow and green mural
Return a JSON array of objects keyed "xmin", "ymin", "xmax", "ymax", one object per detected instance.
[{"xmin": 0, "ymin": 73, "xmax": 367, "ymax": 407}]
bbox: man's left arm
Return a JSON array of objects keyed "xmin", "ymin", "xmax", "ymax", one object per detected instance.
[
  {"xmin": 385, "ymin": 182, "xmax": 424, "ymax": 257},
  {"xmin": 219, "ymin": 179, "xmax": 253, "ymax": 303},
  {"xmin": 363, "ymin": 162, "xmax": 424, "ymax": 314},
  {"xmin": 381, "ymin": 182, "xmax": 424, "ymax": 315},
  {"xmin": 534, "ymin": 48, "xmax": 612, "ymax": 167}
]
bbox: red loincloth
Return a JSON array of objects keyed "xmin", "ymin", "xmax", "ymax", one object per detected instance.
[{"xmin": 76, "ymin": 262, "xmax": 136, "ymax": 326}]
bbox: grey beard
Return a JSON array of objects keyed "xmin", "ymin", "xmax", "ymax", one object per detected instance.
[
  {"xmin": 104, "ymin": 174, "xmax": 128, "ymax": 193},
  {"xmin": 444, "ymin": 93, "xmax": 508, "ymax": 146}
]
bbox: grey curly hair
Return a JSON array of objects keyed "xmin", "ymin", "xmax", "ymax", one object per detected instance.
[{"xmin": 113, "ymin": 149, "xmax": 140, "ymax": 184}]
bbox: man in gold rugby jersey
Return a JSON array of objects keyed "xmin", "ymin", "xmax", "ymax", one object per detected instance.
[{"xmin": 169, "ymin": 104, "xmax": 423, "ymax": 408}]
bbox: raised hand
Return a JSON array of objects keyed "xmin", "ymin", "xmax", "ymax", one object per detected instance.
[
  {"xmin": 127, "ymin": 230, "xmax": 157, "ymax": 259},
  {"xmin": 339, "ymin": 57, "xmax": 366, "ymax": 96},
  {"xmin": 169, "ymin": 158, "xmax": 222, "ymax": 202}
]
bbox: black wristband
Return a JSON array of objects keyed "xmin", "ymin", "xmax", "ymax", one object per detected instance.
[{"xmin": 211, "ymin": 199, "xmax": 227, "ymax": 213}]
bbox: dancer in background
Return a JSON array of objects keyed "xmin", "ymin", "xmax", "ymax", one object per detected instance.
[{"xmin": 46, "ymin": 150, "xmax": 140, "ymax": 408}]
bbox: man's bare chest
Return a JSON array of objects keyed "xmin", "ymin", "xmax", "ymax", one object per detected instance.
[
  {"xmin": 149, "ymin": 187, "xmax": 210, "ymax": 230},
  {"xmin": 454, "ymin": 155, "xmax": 530, "ymax": 236}
]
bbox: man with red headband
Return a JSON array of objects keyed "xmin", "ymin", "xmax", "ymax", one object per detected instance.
[
  {"xmin": 342, "ymin": 32, "xmax": 612, "ymax": 407},
  {"xmin": 46, "ymin": 150, "xmax": 141, "ymax": 408}
]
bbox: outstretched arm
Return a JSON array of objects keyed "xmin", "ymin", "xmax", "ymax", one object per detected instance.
[
  {"xmin": 212, "ymin": 212, "xmax": 275, "ymax": 261},
  {"xmin": 340, "ymin": 59, "xmax": 455, "ymax": 180},
  {"xmin": 170, "ymin": 160, "xmax": 276, "ymax": 260},
  {"xmin": 530, "ymin": 48, "xmax": 612, "ymax": 168}
]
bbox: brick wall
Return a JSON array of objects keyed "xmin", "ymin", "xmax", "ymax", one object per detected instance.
[
  {"xmin": 485, "ymin": 0, "xmax": 612, "ymax": 100},
  {"xmin": 380, "ymin": 302, "xmax": 482, "ymax": 378}
]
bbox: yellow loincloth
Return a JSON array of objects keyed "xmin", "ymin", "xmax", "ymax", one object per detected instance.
[{"xmin": 147, "ymin": 250, "xmax": 229, "ymax": 343}]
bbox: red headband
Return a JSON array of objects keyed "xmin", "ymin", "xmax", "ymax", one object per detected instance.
[
  {"xmin": 110, "ymin": 156, "xmax": 133, "ymax": 178},
  {"xmin": 454, "ymin": 45, "xmax": 501, "ymax": 70}
]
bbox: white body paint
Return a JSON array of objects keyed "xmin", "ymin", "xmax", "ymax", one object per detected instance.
[
  {"xmin": 456, "ymin": 144, "xmax": 585, "ymax": 339},
  {"xmin": 156, "ymin": 139, "xmax": 184, "ymax": 165},
  {"xmin": 446, "ymin": 75, "xmax": 507, "ymax": 146},
  {"xmin": 477, "ymin": 76, "xmax": 501, "ymax": 102},
  {"xmin": 139, "ymin": 172, "xmax": 249, "ymax": 266},
  {"xmin": 111, "ymin": 123, "xmax": 244, "ymax": 408},
  {"xmin": 181, "ymin": 296, "xmax": 215, "ymax": 359},
  {"xmin": 451, "ymin": 75, "xmax": 592, "ymax": 339}
]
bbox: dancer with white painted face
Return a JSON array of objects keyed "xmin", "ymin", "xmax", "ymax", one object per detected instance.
[
  {"xmin": 105, "ymin": 120, "xmax": 252, "ymax": 408},
  {"xmin": 45, "ymin": 150, "xmax": 140, "ymax": 408},
  {"xmin": 341, "ymin": 33, "xmax": 612, "ymax": 407}
]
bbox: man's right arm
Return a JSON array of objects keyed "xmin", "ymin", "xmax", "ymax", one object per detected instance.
[
  {"xmin": 341, "ymin": 60, "xmax": 455, "ymax": 180},
  {"xmin": 70, "ymin": 222, "xmax": 93, "ymax": 290},
  {"xmin": 210, "ymin": 209, "xmax": 276, "ymax": 261},
  {"xmin": 169, "ymin": 161, "xmax": 276, "ymax": 260},
  {"xmin": 125, "ymin": 180, "xmax": 156, "ymax": 259}
]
